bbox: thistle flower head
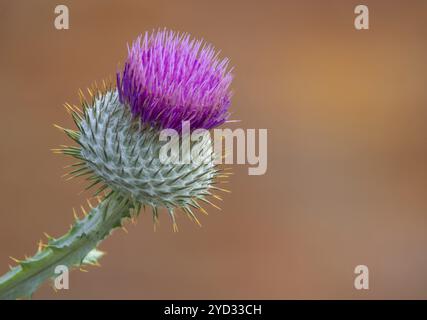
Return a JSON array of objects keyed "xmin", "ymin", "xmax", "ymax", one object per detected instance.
[
  {"xmin": 117, "ymin": 29, "xmax": 233, "ymax": 130},
  {"xmin": 54, "ymin": 30, "xmax": 233, "ymax": 230}
]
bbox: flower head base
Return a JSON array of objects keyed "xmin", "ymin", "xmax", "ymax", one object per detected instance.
[{"xmin": 117, "ymin": 29, "xmax": 233, "ymax": 131}]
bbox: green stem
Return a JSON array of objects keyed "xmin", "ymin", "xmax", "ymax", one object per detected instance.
[{"xmin": 0, "ymin": 192, "xmax": 135, "ymax": 299}]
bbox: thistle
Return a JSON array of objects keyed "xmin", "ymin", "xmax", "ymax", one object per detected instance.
[{"xmin": 0, "ymin": 29, "xmax": 233, "ymax": 299}]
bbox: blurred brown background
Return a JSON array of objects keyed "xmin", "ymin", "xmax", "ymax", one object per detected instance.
[{"xmin": 1, "ymin": 0, "xmax": 427, "ymax": 299}]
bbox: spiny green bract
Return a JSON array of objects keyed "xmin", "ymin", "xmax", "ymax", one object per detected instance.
[{"xmin": 55, "ymin": 86, "xmax": 229, "ymax": 230}]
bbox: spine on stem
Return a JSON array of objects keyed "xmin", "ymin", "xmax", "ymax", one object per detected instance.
[{"xmin": 0, "ymin": 193, "xmax": 138, "ymax": 300}]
